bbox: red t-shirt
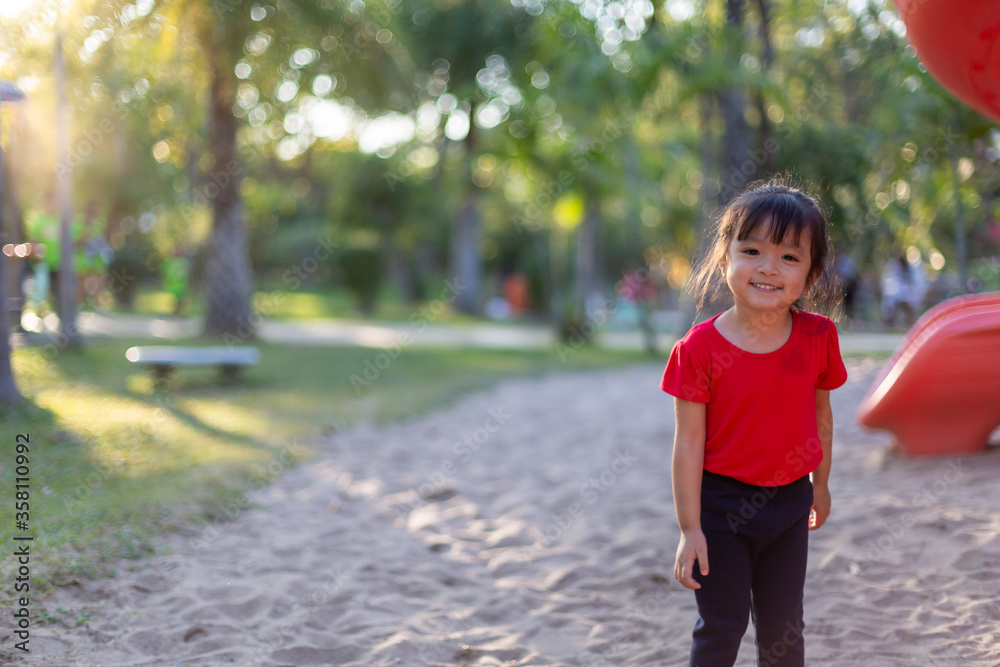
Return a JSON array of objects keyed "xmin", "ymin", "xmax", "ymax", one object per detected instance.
[{"xmin": 661, "ymin": 309, "xmax": 848, "ymax": 486}]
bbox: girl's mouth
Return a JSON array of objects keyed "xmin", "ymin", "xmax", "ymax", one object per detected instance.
[{"xmin": 751, "ymin": 283, "xmax": 781, "ymax": 291}]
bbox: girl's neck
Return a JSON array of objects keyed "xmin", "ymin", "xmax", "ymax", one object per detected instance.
[{"xmin": 717, "ymin": 305, "xmax": 794, "ymax": 353}]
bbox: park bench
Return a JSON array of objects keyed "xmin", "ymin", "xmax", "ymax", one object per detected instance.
[{"xmin": 125, "ymin": 346, "xmax": 261, "ymax": 387}]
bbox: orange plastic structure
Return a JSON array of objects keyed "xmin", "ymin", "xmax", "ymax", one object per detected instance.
[
  {"xmin": 893, "ymin": 0, "xmax": 1000, "ymax": 123},
  {"xmin": 857, "ymin": 292, "xmax": 1000, "ymax": 456}
]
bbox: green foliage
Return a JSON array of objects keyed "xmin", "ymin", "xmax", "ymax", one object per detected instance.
[
  {"xmin": 336, "ymin": 246, "xmax": 384, "ymax": 315},
  {"xmin": 106, "ymin": 240, "xmax": 154, "ymax": 309}
]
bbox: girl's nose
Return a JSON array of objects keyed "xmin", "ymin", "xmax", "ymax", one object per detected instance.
[{"xmin": 758, "ymin": 257, "xmax": 778, "ymax": 274}]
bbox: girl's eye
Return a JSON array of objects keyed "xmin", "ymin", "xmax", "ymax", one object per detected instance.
[
  {"xmin": 783, "ymin": 255, "xmax": 800, "ymax": 262},
  {"xmin": 743, "ymin": 248, "xmax": 759, "ymax": 255}
]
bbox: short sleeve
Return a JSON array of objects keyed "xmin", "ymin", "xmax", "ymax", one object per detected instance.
[
  {"xmin": 815, "ymin": 323, "xmax": 848, "ymax": 390},
  {"xmin": 661, "ymin": 340, "xmax": 711, "ymax": 403}
]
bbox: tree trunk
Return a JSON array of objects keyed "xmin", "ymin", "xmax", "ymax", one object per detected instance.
[
  {"xmin": 56, "ymin": 32, "xmax": 82, "ymax": 348},
  {"xmin": 950, "ymin": 146, "xmax": 968, "ymax": 294},
  {"xmin": 202, "ymin": 20, "xmax": 254, "ymax": 339},
  {"xmin": 450, "ymin": 102, "xmax": 481, "ymax": 315},
  {"xmin": 6, "ymin": 117, "xmax": 26, "ymax": 325},
  {"xmin": 385, "ymin": 245, "xmax": 417, "ymax": 304},
  {"xmin": 0, "ymin": 121, "xmax": 23, "ymax": 406},
  {"xmin": 7, "ymin": 120, "xmax": 25, "ymax": 305},
  {"xmin": 373, "ymin": 200, "xmax": 417, "ymax": 304},
  {"xmin": 0, "ymin": 257, "xmax": 20, "ymax": 406},
  {"xmin": 754, "ymin": 0, "xmax": 775, "ymax": 174},
  {"xmin": 574, "ymin": 200, "xmax": 600, "ymax": 316},
  {"xmin": 451, "ymin": 194, "xmax": 481, "ymax": 314},
  {"xmin": 678, "ymin": 94, "xmax": 718, "ymax": 333},
  {"xmin": 624, "ymin": 138, "xmax": 642, "ymax": 260},
  {"xmin": 718, "ymin": 0, "xmax": 751, "ymax": 206}
]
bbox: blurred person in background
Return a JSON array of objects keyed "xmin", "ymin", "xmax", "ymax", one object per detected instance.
[
  {"xmin": 834, "ymin": 250, "xmax": 859, "ymax": 321},
  {"xmin": 880, "ymin": 251, "xmax": 926, "ymax": 327}
]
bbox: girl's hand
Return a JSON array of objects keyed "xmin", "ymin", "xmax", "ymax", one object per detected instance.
[
  {"xmin": 810, "ymin": 484, "xmax": 831, "ymax": 530},
  {"xmin": 674, "ymin": 529, "xmax": 709, "ymax": 590}
]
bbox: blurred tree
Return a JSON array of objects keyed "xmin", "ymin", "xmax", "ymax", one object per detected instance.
[
  {"xmin": 337, "ymin": 246, "xmax": 382, "ymax": 315},
  {"xmin": 775, "ymin": 2, "xmax": 993, "ymax": 300},
  {"xmin": 0, "ymin": 94, "xmax": 22, "ymax": 405},
  {"xmin": 189, "ymin": 1, "xmax": 256, "ymax": 338},
  {"xmin": 29, "ymin": 0, "xmax": 405, "ymax": 334},
  {"xmin": 396, "ymin": 0, "xmax": 533, "ymax": 315},
  {"xmin": 341, "ymin": 156, "xmax": 423, "ymax": 307},
  {"xmin": 54, "ymin": 29, "xmax": 82, "ymax": 347},
  {"xmin": 718, "ymin": 0, "xmax": 751, "ymax": 207},
  {"xmin": 498, "ymin": 0, "xmax": 662, "ymax": 335},
  {"xmin": 3, "ymin": 0, "xmax": 999, "ymax": 340}
]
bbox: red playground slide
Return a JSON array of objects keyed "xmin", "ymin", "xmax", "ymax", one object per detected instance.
[
  {"xmin": 892, "ymin": 0, "xmax": 1000, "ymax": 124},
  {"xmin": 857, "ymin": 292, "xmax": 1000, "ymax": 456}
]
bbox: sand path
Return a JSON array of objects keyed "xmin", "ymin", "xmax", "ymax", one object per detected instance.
[{"xmin": 18, "ymin": 359, "xmax": 1000, "ymax": 666}]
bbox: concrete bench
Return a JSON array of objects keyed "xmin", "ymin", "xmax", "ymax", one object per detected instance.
[{"xmin": 126, "ymin": 346, "xmax": 260, "ymax": 386}]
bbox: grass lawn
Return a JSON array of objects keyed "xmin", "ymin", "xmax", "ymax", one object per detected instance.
[
  {"xmin": 0, "ymin": 340, "xmax": 650, "ymax": 597},
  {"xmin": 120, "ymin": 280, "xmax": 490, "ymax": 324}
]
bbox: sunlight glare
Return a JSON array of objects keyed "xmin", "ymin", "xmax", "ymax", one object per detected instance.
[{"xmin": 0, "ymin": 0, "xmax": 41, "ymax": 18}]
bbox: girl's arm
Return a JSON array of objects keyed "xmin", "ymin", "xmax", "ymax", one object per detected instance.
[
  {"xmin": 810, "ymin": 389, "xmax": 834, "ymax": 530},
  {"xmin": 672, "ymin": 397, "xmax": 709, "ymax": 590}
]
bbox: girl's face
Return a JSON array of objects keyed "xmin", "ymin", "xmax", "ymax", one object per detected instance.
[{"xmin": 724, "ymin": 226, "xmax": 814, "ymax": 315}]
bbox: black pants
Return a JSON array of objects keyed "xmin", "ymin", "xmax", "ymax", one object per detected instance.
[{"xmin": 690, "ymin": 471, "xmax": 813, "ymax": 667}]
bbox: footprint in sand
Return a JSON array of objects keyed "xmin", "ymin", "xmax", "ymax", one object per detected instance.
[
  {"xmin": 209, "ymin": 593, "xmax": 271, "ymax": 621},
  {"xmin": 269, "ymin": 644, "xmax": 364, "ymax": 665},
  {"xmin": 953, "ymin": 548, "xmax": 1000, "ymax": 572},
  {"xmin": 126, "ymin": 627, "xmax": 179, "ymax": 654}
]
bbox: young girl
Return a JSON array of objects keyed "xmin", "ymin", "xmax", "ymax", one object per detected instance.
[{"xmin": 660, "ymin": 180, "xmax": 847, "ymax": 666}]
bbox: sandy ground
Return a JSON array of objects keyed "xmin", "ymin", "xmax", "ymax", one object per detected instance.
[{"xmin": 10, "ymin": 357, "xmax": 1000, "ymax": 666}]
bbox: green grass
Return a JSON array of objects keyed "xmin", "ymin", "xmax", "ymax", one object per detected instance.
[
  {"xmin": 0, "ymin": 341, "xmax": 648, "ymax": 596},
  {"xmin": 118, "ymin": 280, "xmax": 490, "ymax": 323}
]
